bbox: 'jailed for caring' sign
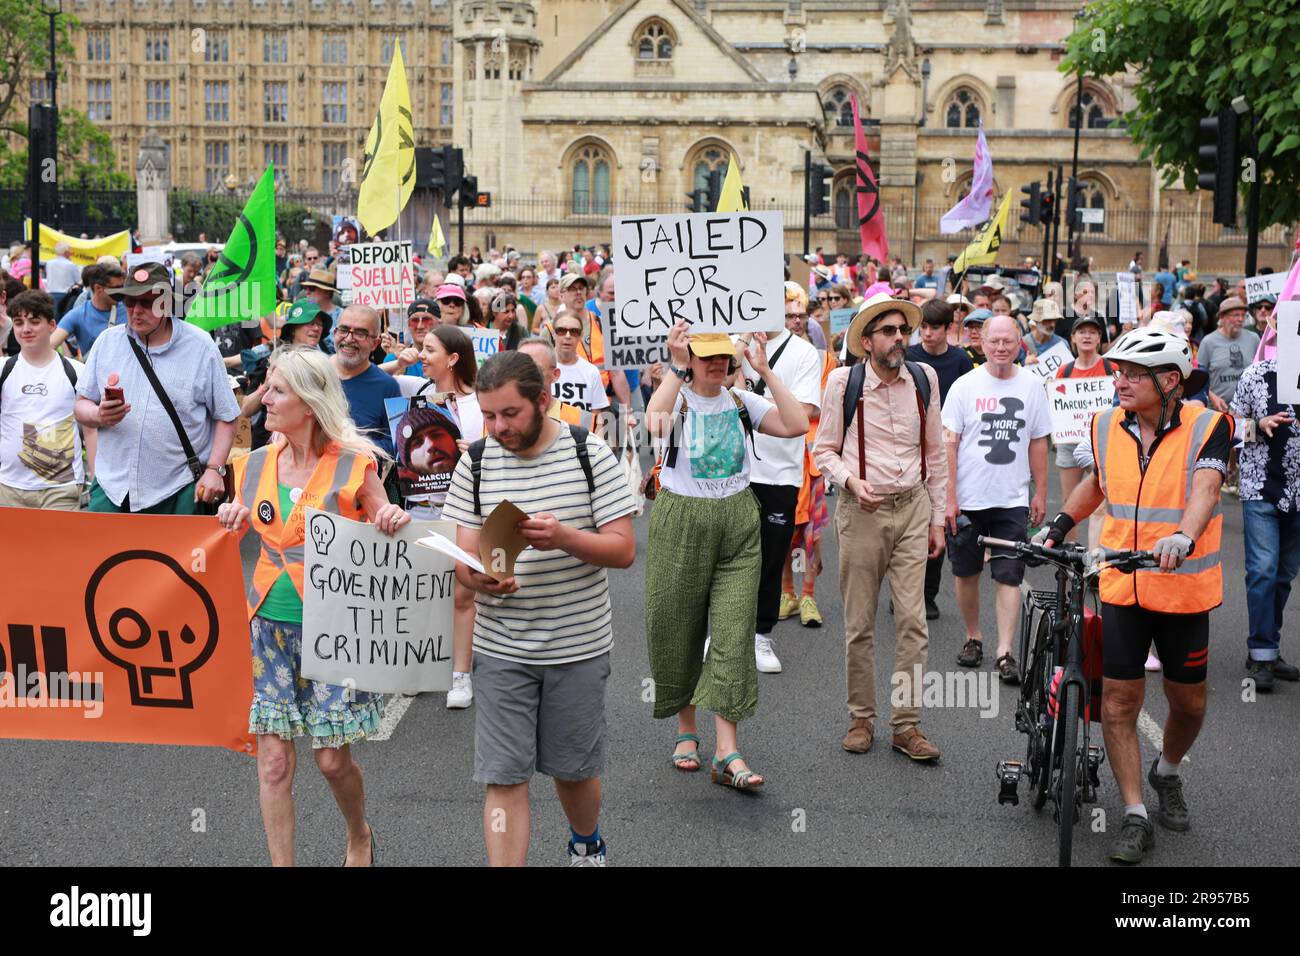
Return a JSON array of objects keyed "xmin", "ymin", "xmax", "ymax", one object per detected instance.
[
  {"xmin": 613, "ymin": 212, "xmax": 785, "ymax": 334},
  {"xmin": 301, "ymin": 509, "xmax": 455, "ymax": 694}
]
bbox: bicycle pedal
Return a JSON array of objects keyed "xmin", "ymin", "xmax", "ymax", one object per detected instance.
[
  {"xmin": 996, "ymin": 760, "xmax": 1022, "ymax": 806},
  {"xmin": 1086, "ymin": 745, "xmax": 1105, "ymax": 789}
]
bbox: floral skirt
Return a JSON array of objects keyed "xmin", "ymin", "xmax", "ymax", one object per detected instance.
[{"xmin": 249, "ymin": 616, "xmax": 385, "ymax": 750}]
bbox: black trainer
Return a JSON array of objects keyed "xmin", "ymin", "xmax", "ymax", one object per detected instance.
[
  {"xmin": 1273, "ymin": 657, "xmax": 1300, "ymax": 681},
  {"xmin": 1147, "ymin": 758, "xmax": 1191, "ymax": 832},
  {"xmin": 925, "ymin": 598, "xmax": 940, "ymax": 621},
  {"xmin": 1246, "ymin": 658, "xmax": 1276, "ymax": 693},
  {"xmin": 1110, "ymin": 813, "xmax": 1155, "ymax": 864}
]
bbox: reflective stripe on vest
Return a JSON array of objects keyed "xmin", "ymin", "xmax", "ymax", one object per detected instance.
[{"xmin": 1095, "ymin": 403, "xmax": 1228, "ymax": 613}]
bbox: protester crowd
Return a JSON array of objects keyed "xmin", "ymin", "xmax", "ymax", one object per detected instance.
[{"xmin": 1, "ymin": 231, "xmax": 1295, "ymax": 870}]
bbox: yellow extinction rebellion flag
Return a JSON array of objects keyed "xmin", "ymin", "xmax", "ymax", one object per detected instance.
[
  {"xmin": 25, "ymin": 222, "xmax": 131, "ymax": 267},
  {"xmin": 358, "ymin": 45, "xmax": 416, "ymax": 236},
  {"xmin": 952, "ymin": 191, "xmax": 1011, "ymax": 274},
  {"xmin": 715, "ymin": 154, "xmax": 748, "ymax": 213},
  {"xmin": 428, "ymin": 214, "xmax": 447, "ymax": 260}
]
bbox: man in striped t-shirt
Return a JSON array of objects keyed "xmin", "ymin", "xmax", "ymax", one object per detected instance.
[{"xmin": 443, "ymin": 350, "xmax": 637, "ymax": 867}]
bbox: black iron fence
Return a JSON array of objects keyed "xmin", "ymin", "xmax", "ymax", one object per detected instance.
[{"xmin": 0, "ymin": 189, "xmax": 138, "ymax": 245}]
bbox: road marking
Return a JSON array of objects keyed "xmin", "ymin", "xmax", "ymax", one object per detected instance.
[
  {"xmin": 1137, "ymin": 707, "xmax": 1188, "ymax": 764},
  {"xmin": 370, "ymin": 694, "xmax": 414, "ymax": 742}
]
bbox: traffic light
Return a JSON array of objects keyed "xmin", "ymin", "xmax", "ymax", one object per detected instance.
[
  {"xmin": 1019, "ymin": 181, "xmax": 1042, "ymax": 226},
  {"xmin": 1198, "ymin": 111, "xmax": 1239, "ymax": 227},
  {"xmin": 1039, "ymin": 190, "xmax": 1054, "ymax": 226},
  {"xmin": 1066, "ymin": 177, "xmax": 1085, "ymax": 226},
  {"xmin": 457, "ymin": 174, "xmax": 479, "ymax": 208},
  {"xmin": 685, "ymin": 187, "xmax": 708, "ymax": 212},
  {"xmin": 415, "ymin": 145, "xmax": 465, "ymax": 203},
  {"xmin": 706, "ymin": 169, "xmax": 723, "ymax": 210},
  {"xmin": 808, "ymin": 162, "xmax": 832, "ymax": 215}
]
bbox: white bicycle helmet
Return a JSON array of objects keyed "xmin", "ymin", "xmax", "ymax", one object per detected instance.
[{"xmin": 1107, "ymin": 327, "xmax": 1194, "ymax": 377}]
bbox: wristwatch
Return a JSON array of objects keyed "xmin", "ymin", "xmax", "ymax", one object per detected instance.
[
  {"xmin": 669, "ymin": 366, "xmax": 689, "ymax": 381},
  {"xmin": 206, "ymin": 464, "xmax": 228, "ymax": 477}
]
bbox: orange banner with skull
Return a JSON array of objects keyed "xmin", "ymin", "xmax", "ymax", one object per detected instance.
[{"xmin": 0, "ymin": 510, "xmax": 255, "ymax": 754}]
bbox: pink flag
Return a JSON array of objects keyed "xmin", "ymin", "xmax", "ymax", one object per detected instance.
[
  {"xmin": 1258, "ymin": 227, "xmax": 1300, "ymax": 362},
  {"xmin": 940, "ymin": 122, "xmax": 995, "ymax": 234},
  {"xmin": 852, "ymin": 95, "xmax": 888, "ymax": 263}
]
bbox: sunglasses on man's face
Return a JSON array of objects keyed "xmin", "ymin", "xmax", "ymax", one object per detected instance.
[
  {"xmin": 871, "ymin": 323, "xmax": 912, "ymax": 338},
  {"xmin": 124, "ymin": 294, "xmax": 163, "ymax": 310}
]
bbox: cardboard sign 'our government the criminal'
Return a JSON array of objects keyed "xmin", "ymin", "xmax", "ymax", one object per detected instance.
[{"xmin": 612, "ymin": 212, "xmax": 785, "ymax": 335}]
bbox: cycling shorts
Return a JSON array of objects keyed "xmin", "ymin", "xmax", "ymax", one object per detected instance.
[{"xmin": 1100, "ymin": 602, "xmax": 1209, "ymax": 684}]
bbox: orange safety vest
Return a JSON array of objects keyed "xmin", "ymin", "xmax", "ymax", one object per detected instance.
[
  {"xmin": 548, "ymin": 399, "xmax": 594, "ymax": 430},
  {"xmin": 1093, "ymin": 403, "xmax": 1231, "ymax": 613},
  {"xmin": 547, "ymin": 310, "xmax": 609, "ymax": 389},
  {"xmin": 232, "ymin": 440, "xmax": 373, "ymax": 618}
]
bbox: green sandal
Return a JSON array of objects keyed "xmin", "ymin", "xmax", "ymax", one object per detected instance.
[
  {"xmin": 672, "ymin": 733, "xmax": 702, "ymax": 772},
  {"xmin": 711, "ymin": 752, "xmax": 764, "ymax": 790}
]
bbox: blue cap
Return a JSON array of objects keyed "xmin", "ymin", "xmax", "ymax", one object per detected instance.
[{"xmin": 964, "ymin": 307, "xmax": 994, "ymax": 326}]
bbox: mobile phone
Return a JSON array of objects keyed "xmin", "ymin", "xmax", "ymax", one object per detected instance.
[{"xmin": 104, "ymin": 386, "xmax": 124, "ymax": 404}]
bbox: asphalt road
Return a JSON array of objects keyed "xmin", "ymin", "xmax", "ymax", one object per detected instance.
[{"xmin": 2, "ymin": 478, "xmax": 1296, "ymax": 867}]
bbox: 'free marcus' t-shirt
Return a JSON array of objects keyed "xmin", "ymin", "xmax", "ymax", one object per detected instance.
[
  {"xmin": 442, "ymin": 424, "xmax": 638, "ymax": 665},
  {"xmin": 0, "ymin": 354, "xmax": 86, "ymax": 490},
  {"xmin": 942, "ymin": 364, "xmax": 1052, "ymax": 510}
]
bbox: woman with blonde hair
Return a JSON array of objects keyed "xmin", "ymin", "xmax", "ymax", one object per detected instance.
[{"xmin": 218, "ymin": 346, "xmax": 411, "ymax": 866}]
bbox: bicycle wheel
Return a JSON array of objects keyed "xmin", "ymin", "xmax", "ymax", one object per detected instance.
[
  {"xmin": 1057, "ymin": 680, "xmax": 1082, "ymax": 868},
  {"xmin": 1027, "ymin": 611, "xmax": 1055, "ymax": 810}
]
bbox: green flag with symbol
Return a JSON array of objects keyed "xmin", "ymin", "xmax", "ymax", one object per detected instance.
[{"xmin": 187, "ymin": 165, "xmax": 278, "ymax": 332}]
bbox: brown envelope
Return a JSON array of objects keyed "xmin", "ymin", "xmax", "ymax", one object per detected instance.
[{"xmin": 479, "ymin": 499, "xmax": 530, "ymax": 581}]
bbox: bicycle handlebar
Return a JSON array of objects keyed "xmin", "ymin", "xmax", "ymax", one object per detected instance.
[{"xmin": 977, "ymin": 537, "xmax": 1157, "ymax": 575}]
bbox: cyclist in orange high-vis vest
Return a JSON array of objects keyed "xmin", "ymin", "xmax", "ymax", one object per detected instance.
[
  {"xmin": 218, "ymin": 347, "xmax": 411, "ymax": 867},
  {"xmin": 1040, "ymin": 328, "xmax": 1232, "ymax": 866}
]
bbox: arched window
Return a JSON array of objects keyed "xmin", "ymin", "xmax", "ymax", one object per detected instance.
[
  {"xmin": 634, "ymin": 19, "xmax": 673, "ymax": 61},
  {"xmin": 691, "ymin": 146, "xmax": 729, "ymax": 193},
  {"xmin": 834, "ymin": 183, "xmax": 853, "ymax": 229},
  {"xmin": 1081, "ymin": 182, "xmax": 1106, "ymax": 234},
  {"xmin": 944, "ymin": 88, "xmax": 982, "ymax": 129},
  {"xmin": 572, "ymin": 144, "xmax": 611, "ymax": 215},
  {"xmin": 823, "ymin": 86, "xmax": 855, "ymax": 129},
  {"xmin": 1069, "ymin": 90, "xmax": 1109, "ymax": 130}
]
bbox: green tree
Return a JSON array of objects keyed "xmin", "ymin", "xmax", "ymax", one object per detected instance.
[
  {"xmin": 1063, "ymin": 0, "xmax": 1300, "ymax": 229},
  {"xmin": 0, "ymin": 1, "xmax": 130, "ymax": 189}
]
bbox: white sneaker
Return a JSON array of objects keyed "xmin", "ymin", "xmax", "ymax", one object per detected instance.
[
  {"xmin": 568, "ymin": 841, "xmax": 607, "ymax": 866},
  {"xmin": 446, "ymin": 672, "xmax": 473, "ymax": 709},
  {"xmin": 755, "ymin": 634, "xmax": 782, "ymax": 674},
  {"xmin": 1144, "ymin": 653, "xmax": 1162, "ymax": 672}
]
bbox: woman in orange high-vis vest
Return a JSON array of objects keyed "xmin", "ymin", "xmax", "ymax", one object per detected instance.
[
  {"xmin": 1039, "ymin": 328, "xmax": 1232, "ymax": 866},
  {"xmin": 218, "ymin": 347, "xmax": 411, "ymax": 867}
]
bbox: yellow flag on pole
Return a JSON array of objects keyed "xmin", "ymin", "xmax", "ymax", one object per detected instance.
[
  {"xmin": 24, "ymin": 221, "xmax": 131, "ymax": 267},
  {"xmin": 714, "ymin": 154, "xmax": 748, "ymax": 212},
  {"xmin": 428, "ymin": 214, "xmax": 447, "ymax": 260},
  {"xmin": 357, "ymin": 45, "xmax": 415, "ymax": 236},
  {"xmin": 952, "ymin": 191, "xmax": 1011, "ymax": 273}
]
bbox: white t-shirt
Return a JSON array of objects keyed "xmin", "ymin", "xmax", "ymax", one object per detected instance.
[
  {"xmin": 738, "ymin": 330, "xmax": 822, "ymax": 487},
  {"xmin": 448, "ymin": 390, "xmax": 484, "ymax": 442},
  {"xmin": 45, "ymin": 256, "xmax": 83, "ymax": 295},
  {"xmin": 0, "ymin": 354, "xmax": 86, "ymax": 490},
  {"xmin": 554, "ymin": 357, "xmax": 610, "ymax": 413},
  {"xmin": 658, "ymin": 386, "xmax": 773, "ymax": 499},
  {"xmin": 941, "ymin": 364, "xmax": 1052, "ymax": 510}
]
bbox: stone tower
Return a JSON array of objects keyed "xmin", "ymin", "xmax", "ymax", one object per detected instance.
[{"xmin": 453, "ymin": 1, "xmax": 542, "ymax": 196}]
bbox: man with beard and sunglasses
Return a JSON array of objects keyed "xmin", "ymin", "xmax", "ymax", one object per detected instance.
[
  {"xmin": 814, "ymin": 293, "xmax": 947, "ymax": 760},
  {"xmin": 441, "ymin": 350, "xmax": 638, "ymax": 867}
]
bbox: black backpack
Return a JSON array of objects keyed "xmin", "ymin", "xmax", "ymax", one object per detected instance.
[
  {"xmin": 837, "ymin": 359, "xmax": 933, "ymax": 479},
  {"xmin": 0, "ymin": 353, "xmax": 78, "ymax": 411},
  {"xmin": 468, "ymin": 423, "xmax": 595, "ymax": 516}
]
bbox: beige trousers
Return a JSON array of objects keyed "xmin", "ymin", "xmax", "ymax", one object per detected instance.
[
  {"xmin": 836, "ymin": 485, "xmax": 931, "ymax": 730},
  {"xmin": 0, "ymin": 482, "xmax": 80, "ymax": 510}
]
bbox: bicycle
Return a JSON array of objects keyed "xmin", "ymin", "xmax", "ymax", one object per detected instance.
[{"xmin": 981, "ymin": 536, "xmax": 1156, "ymax": 867}]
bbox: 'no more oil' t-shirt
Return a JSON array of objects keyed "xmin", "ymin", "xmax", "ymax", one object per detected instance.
[{"xmin": 941, "ymin": 364, "xmax": 1052, "ymax": 510}]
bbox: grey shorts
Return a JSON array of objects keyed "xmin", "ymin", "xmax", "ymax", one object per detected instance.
[
  {"xmin": 472, "ymin": 651, "xmax": 610, "ymax": 785},
  {"xmin": 1055, "ymin": 442, "xmax": 1080, "ymax": 469}
]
